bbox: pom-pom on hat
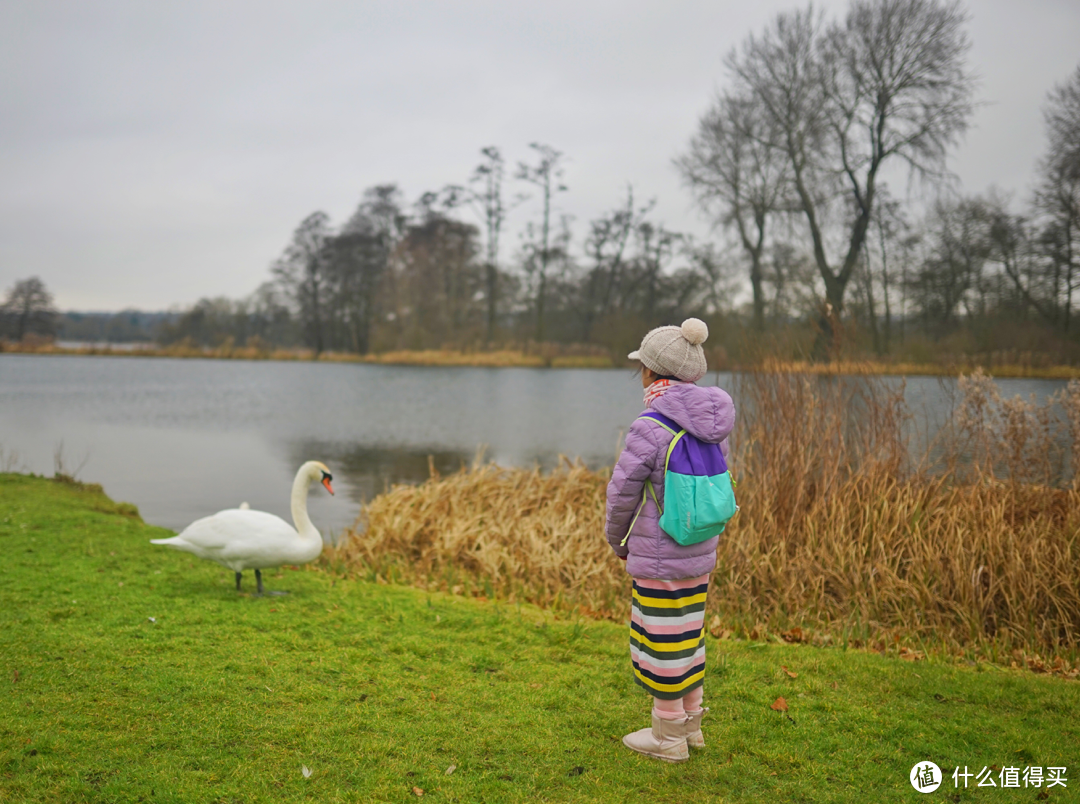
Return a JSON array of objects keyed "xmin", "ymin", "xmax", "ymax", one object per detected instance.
[{"xmin": 628, "ymin": 318, "xmax": 709, "ymax": 382}]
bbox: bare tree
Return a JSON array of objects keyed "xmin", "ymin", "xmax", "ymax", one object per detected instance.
[
  {"xmin": 273, "ymin": 212, "xmax": 333, "ymax": 356},
  {"xmin": 634, "ymin": 221, "xmax": 682, "ymax": 324},
  {"xmin": 330, "ymin": 186, "xmax": 404, "ymax": 354},
  {"xmin": 908, "ymin": 196, "xmax": 990, "ymax": 330},
  {"xmin": 984, "ymin": 203, "xmax": 1055, "ymax": 324},
  {"xmin": 727, "ymin": 0, "xmax": 975, "ymax": 351},
  {"xmin": 684, "ymin": 240, "xmax": 742, "ymax": 317},
  {"xmin": 579, "ymin": 187, "xmax": 654, "ymax": 341},
  {"xmin": 870, "ymin": 193, "xmax": 908, "ymax": 352},
  {"xmin": 1033, "ymin": 64, "xmax": 1080, "ymax": 333},
  {"xmin": 517, "ymin": 143, "xmax": 568, "ymax": 342},
  {"xmin": 1, "ymin": 276, "xmax": 58, "ymax": 341},
  {"xmin": 443, "ymin": 148, "xmax": 524, "ymax": 344},
  {"xmin": 396, "ymin": 210, "xmax": 482, "ymax": 347},
  {"xmin": 676, "ymin": 92, "xmax": 790, "ymax": 331}
]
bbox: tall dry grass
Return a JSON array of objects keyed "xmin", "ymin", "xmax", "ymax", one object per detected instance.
[
  {"xmin": 0, "ymin": 340, "xmax": 615, "ymax": 368},
  {"xmin": 756, "ymin": 359, "xmax": 1080, "ymax": 380},
  {"xmin": 328, "ymin": 458, "xmax": 619, "ymax": 616},
  {"xmin": 329, "ymin": 371, "xmax": 1080, "ymax": 670}
]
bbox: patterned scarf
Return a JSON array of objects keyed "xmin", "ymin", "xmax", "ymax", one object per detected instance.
[{"xmin": 644, "ymin": 378, "xmax": 686, "ymax": 407}]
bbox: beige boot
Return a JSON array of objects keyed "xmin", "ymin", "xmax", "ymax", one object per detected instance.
[
  {"xmin": 622, "ymin": 711, "xmax": 690, "ymax": 763},
  {"xmin": 685, "ymin": 707, "xmax": 709, "ymax": 748}
]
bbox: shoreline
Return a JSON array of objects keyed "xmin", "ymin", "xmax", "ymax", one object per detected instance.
[{"xmin": 3, "ymin": 343, "xmax": 1080, "ymax": 379}]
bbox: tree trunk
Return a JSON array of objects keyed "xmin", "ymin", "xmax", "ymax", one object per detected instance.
[
  {"xmin": 862, "ymin": 256, "xmax": 880, "ymax": 356},
  {"xmin": 749, "ymin": 252, "xmax": 766, "ymax": 333},
  {"xmin": 485, "ymin": 263, "xmax": 497, "ymax": 344},
  {"xmin": 535, "ymin": 272, "xmax": 547, "ymax": 343}
]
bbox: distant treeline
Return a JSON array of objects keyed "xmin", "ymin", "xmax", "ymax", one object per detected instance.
[
  {"xmin": 58, "ymin": 311, "xmax": 177, "ymax": 343},
  {"xmin": 4, "ymin": 0, "xmax": 1078, "ymax": 367},
  {"xmin": 152, "ymin": 0, "xmax": 1078, "ymax": 365}
]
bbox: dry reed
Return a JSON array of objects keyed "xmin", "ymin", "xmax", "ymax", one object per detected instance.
[
  {"xmin": 9, "ymin": 339, "xmax": 1080, "ymax": 377},
  {"xmin": 751, "ymin": 359, "xmax": 1080, "ymax": 380},
  {"xmin": 329, "ymin": 371, "xmax": 1080, "ymax": 672},
  {"xmin": 0, "ymin": 341, "xmax": 614, "ymax": 368},
  {"xmin": 329, "ymin": 458, "xmax": 622, "ymax": 617}
]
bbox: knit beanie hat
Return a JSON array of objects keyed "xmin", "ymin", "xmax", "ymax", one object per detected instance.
[{"xmin": 628, "ymin": 318, "xmax": 709, "ymax": 382}]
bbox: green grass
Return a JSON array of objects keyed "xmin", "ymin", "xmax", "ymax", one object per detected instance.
[{"xmin": 1, "ymin": 473, "xmax": 1078, "ymax": 803}]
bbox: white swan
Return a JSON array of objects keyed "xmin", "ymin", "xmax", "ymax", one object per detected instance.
[{"xmin": 151, "ymin": 461, "xmax": 334, "ymax": 595}]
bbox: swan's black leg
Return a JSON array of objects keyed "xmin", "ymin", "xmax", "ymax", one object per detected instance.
[
  {"xmin": 235, "ymin": 571, "xmax": 242, "ymax": 591},
  {"xmin": 255, "ymin": 569, "xmax": 264, "ymax": 595}
]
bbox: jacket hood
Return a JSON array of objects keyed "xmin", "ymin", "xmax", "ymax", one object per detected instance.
[{"xmin": 649, "ymin": 383, "xmax": 735, "ymax": 445}]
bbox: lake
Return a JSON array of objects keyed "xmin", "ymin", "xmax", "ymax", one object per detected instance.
[{"xmin": 0, "ymin": 354, "xmax": 1069, "ymax": 538}]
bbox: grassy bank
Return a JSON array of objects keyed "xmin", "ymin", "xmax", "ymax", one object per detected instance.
[
  {"xmin": 0, "ymin": 342, "xmax": 615, "ymax": 369},
  {"xmin": 3, "ymin": 473, "xmax": 1079, "ymax": 803},
  {"xmin": 6, "ymin": 340, "xmax": 1080, "ymax": 377},
  {"xmin": 761, "ymin": 359, "xmax": 1080, "ymax": 379},
  {"xmin": 335, "ymin": 372, "xmax": 1080, "ymax": 673}
]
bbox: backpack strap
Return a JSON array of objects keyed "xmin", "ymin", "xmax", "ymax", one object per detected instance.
[
  {"xmin": 620, "ymin": 413, "xmax": 686, "ymax": 546},
  {"xmin": 637, "ymin": 411, "xmax": 681, "ymax": 436},
  {"xmin": 637, "ymin": 413, "xmax": 687, "ymax": 473}
]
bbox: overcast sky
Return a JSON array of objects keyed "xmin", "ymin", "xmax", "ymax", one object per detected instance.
[{"xmin": 1, "ymin": 0, "xmax": 1078, "ymax": 312}]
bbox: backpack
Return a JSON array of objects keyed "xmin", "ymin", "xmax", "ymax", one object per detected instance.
[{"xmin": 620, "ymin": 411, "xmax": 738, "ymax": 547}]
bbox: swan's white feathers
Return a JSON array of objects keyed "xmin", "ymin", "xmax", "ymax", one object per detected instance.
[
  {"xmin": 152, "ymin": 508, "xmax": 322, "ymax": 573},
  {"xmin": 151, "ymin": 461, "xmax": 329, "ymax": 581}
]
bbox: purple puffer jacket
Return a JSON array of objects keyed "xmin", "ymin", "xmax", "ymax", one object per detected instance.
[{"xmin": 605, "ymin": 383, "xmax": 736, "ymax": 579}]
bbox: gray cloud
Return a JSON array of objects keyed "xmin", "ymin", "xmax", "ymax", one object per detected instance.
[{"xmin": 1, "ymin": 0, "xmax": 1078, "ymax": 310}]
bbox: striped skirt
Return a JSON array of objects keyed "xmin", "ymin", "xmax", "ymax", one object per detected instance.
[{"xmin": 630, "ymin": 575, "xmax": 709, "ymax": 700}]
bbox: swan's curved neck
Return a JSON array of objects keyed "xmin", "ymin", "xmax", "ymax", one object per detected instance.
[{"xmin": 290, "ymin": 472, "xmax": 319, "ymax": 539}]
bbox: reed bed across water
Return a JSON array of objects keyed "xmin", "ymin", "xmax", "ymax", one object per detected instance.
[
  {"xmin": 7, "ymin": 339, "xmax": 1080, "ymax": 376},
  {"xmin": 0, "ymin": 340, "xmax": 614, "ymax": 367},
  {"xmin": 333, "ymin": 370, "xmax": 1080, "ymax": 672}
]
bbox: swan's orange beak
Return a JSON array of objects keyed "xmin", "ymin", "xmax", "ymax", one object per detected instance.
[{"xmin": 322, "ymin": 476, "xmax": 335, "ymax": 495}]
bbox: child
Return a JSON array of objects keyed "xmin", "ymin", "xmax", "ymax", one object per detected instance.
[{"xmin": 606, "ymin": 318, "xmax": 735, "ymax": 763}]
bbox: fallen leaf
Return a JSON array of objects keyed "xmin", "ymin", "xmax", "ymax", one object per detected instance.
[
  {"xmin": 12, "ymin": 670, "xmax": 18, "ymax": 683},
  {"xmin": 899, "ymin": 647, "xmax": 924, "ymax": 662},
  {"xmin": 412, "ymin": 786, "xmax": 424, "ymax": 797},
  {"xmin": 708, "ymin": 616, "xmax": 732, "ymax": 640},
  {"xmin": 301, "ymin": 765, "xmax": 312, "ymax": 778},
  {"xmin": 831, "ymin": 681, "xmax": 838, "ymax": 690},
  {"xmin": 780, "ymin": 627, "xmax": 805, "ymax": 644},
  {"xmin": 781, "ymin": 665, "xmax": 798, "ymax": 679},
  {"xmin": 748, "ymin": 623, "xmax": 767, "ymax": 641},
  {"xmin": 445, "ymin": 765, "xmax": 456, "ymax": 776},
  {"xmin": 770, "ymin": 697, "xmax": 788, "ymax": 712}
]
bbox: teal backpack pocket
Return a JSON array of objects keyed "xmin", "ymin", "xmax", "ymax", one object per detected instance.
[
  {"xmin": 633, "ymin": 411, "xmax": 738, "ymax": 547},
  {"xmin": 660, "ymin": 471, "xmax": 738, "ymax": 546}
]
